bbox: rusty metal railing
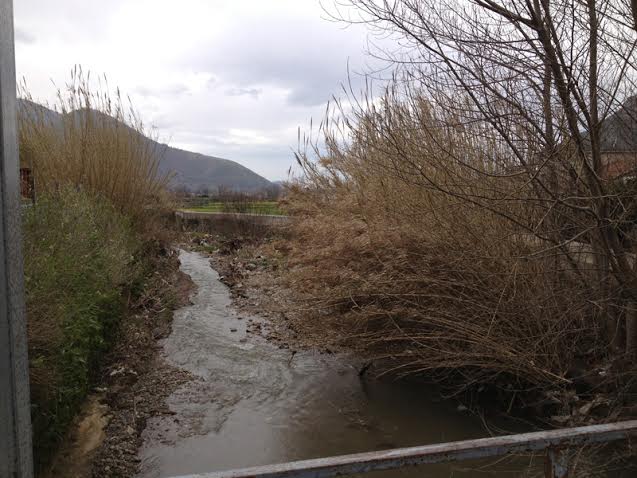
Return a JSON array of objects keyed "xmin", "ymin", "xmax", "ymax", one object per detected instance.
[{"xmin": 172, "ymin": 420, "xmax": 637, "ymax": 478}]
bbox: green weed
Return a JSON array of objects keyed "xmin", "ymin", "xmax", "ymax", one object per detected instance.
[{"xmin": 24, "ymin": 189, "xmax": 139, "ymax": 466}]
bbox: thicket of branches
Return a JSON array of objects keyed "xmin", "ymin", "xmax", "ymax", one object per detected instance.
[
  {"xmin": 286, "ymin": 0, "xmax": 637, "ymax": 400},
  {"xmin": 290, "ymin": 91, "xmax": 600, "ymax": 394}
]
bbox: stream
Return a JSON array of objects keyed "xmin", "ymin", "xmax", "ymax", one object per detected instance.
[{"xmin": 138, "ymin": 250, "xmax": 537, "ymax": 478}]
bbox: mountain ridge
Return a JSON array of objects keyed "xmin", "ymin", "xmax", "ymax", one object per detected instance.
[{"xmin": 17, "ymin": 99, "xmax": 272, "ymax": 193}]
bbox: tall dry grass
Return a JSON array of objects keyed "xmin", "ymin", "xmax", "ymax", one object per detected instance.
[
  {"xmin": 18, "ymin": 70, "xmax": 174, "ymax": 467},
  {"xmin": 18, "ymin": 68, "xmax": 171, "ymax": 224},
  {"xmin": 287, "ymin": 88, "xmax": 603, "ymax": 399}
]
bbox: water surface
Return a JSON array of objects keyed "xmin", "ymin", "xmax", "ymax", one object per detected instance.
[{"xmin": 138, "ymin": 250, "xmax": 535, "ymax": 477}]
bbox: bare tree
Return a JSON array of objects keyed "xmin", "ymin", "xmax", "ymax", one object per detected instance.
[{"xmin": 331, "ymin": 0, "xmax": 637, "ymax": 356}]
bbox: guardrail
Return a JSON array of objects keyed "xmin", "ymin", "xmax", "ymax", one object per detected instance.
[{"xmin": 171, "ymin": 420, "xmax": 637, "ymax": 478}]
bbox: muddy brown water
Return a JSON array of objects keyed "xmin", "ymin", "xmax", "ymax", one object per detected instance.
[{"xmin": 138, "ymin": 250, "xmax": 539, "ymax": 478}]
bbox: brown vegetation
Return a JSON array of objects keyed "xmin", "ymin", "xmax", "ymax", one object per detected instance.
[
  {"xmin": 281, "ymin": 2, "xmax": 637, "ymax": 420},
  {"xmin": 288, "ymin": 95, "xmax": 599, "ymax": 397},
  {"xmin": 18, "ymin": 67, "xmax": 171, "ymax": 223}
]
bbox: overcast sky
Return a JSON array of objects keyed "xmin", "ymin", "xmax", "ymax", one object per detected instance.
[{"xmin": 13, "ymin": 0, "xmax": 381, "ymax": 181}]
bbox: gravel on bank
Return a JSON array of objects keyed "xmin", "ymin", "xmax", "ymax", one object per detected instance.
[{"xmin": 43, "ymin": 248, "xmax": 195, "ymax": 478}]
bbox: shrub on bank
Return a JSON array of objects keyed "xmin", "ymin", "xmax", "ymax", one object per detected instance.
[
  {"xmin": 24, "ymin": 189, "xmax": 139, "ymax": 465},
  {"xmin": 287, "ymin": 90, "xmax": 604, "ymax": 404}
]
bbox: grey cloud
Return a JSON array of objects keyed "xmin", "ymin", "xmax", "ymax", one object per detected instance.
[
  {"xmin": 149, "ymin": 115, "xmax": 181, "ymax": 131},
  {"xmin": 14, "ymin": 0, "xmax": 125, "ymax": 43},
  {"xmin": 15, "ymin": 27, "xmax": 36, "ymax": 44},
  {"xmin": 207, "ymin": 53, "xmax": 349, "ymax": 107},
  {"xmin": 183, "ymin": 12, "xmax": 374, "ymax": 108},
  {"xmin": 134, "ymin": 83, "xmax": 189, "ymax": 98},
  {"xmin": 14, "ymin": 0, "xmax": 378, "ymax": 180},
  {"xmin": 206, "ymin": 58, "xmax": 357, "ymax": 107},
  {"xmin": 225, "ymin": 87, "xmax": 262, "ymax": 99},
  {"xmin": 134, "ymin": 86, "xmax": 154, "ymax": 97},
  {"xmin": 287, "ymin": 82, "xmax": 337, "ymax": 107}
]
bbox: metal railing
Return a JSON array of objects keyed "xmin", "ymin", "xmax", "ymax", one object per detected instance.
[{"xmin": 172, "ymin": 420, "xmax": 637, "ymax": 478}]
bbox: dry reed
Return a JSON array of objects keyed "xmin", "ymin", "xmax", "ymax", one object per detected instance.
[
  {"xmin": 18, "ymin": 67, "xmax": 171, "ymax": 224},
  {"xmin": 286, "ymin": 87, "xmax": 604, "ymax": 399}
]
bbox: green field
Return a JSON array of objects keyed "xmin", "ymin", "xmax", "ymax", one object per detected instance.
[{"xmin": 183, "ymin": 201, "xmax": 283, "ymax": 215}]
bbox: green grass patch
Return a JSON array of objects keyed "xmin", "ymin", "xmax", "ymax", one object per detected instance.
[
  {"xmin": 24, "ymin": 189, "xmax": 141, "ymax": 468},
  {"xmin": 183, "ymin": 200, "xmax": 283, "ymax": 215}
]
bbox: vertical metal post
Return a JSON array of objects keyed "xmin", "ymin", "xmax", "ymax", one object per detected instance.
[
  {"xmin": 0, "ymin": 1, "xmax": 33, "ymax": 477},
  {"xmin": 545, "ymin": 448, "xmax": 569, "ymax": 478}
]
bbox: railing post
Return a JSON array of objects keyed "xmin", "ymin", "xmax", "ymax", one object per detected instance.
[
  {"xmin": 545, "ymin": 448, "xmax": 569, "ymax": 478},
  {"xmin": 0, "ymin": 0, "xmax": 34, "ymax": 476}
]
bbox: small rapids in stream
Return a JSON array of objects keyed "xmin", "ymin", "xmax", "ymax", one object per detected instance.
[{"xmin": 138, "ymin": 250, "xmax": 537, "ymax": 478}]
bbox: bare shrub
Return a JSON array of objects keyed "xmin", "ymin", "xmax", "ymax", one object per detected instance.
[
  {"xmin": 287, "ymin": 87, "xmax": 605, "ymax": 395},
  {"xmin": 283, "ymin": 1, "xmax": 637, "ymax": 416}
]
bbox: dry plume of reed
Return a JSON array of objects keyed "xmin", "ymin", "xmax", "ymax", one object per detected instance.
[
  {"xmin": 18, "ymin": 67, "xmax": 171, "ymax": 224},
  {"xmin": 287, "ymin": 87, "xmax": 605, "ymax": 399}
]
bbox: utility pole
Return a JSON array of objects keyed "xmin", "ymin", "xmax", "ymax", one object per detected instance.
[{"xmin": 0, "ymin": 0, "xmax": 33, "ymax": 476}]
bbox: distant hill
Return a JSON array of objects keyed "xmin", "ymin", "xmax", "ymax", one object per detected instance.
[
  {"xmin": 17, "ymin": 99, "xmax": 272, "ymax": 193},
  {"xmin": 159, "ymin": 146, "xmax": 271, "ymax": 193}
]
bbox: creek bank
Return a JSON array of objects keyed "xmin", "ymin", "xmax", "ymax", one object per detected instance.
[
  {"xmin": 139, "ymin": 246, "xmax": 542, "ymax": 478},
  {"xmin": 190, "ymin": 232, "xmax": 345, "ymax": 355},
  {"xmin": 42, "ymin": 248, "xmax": 194, "ymax": 478},
  {"xmin": 186, "ymin": 231, "xmax": 637, "ymax": 473},
  {"xmin": 186, "ymin": 231, "xmax": 531, "ymax": 415}
]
